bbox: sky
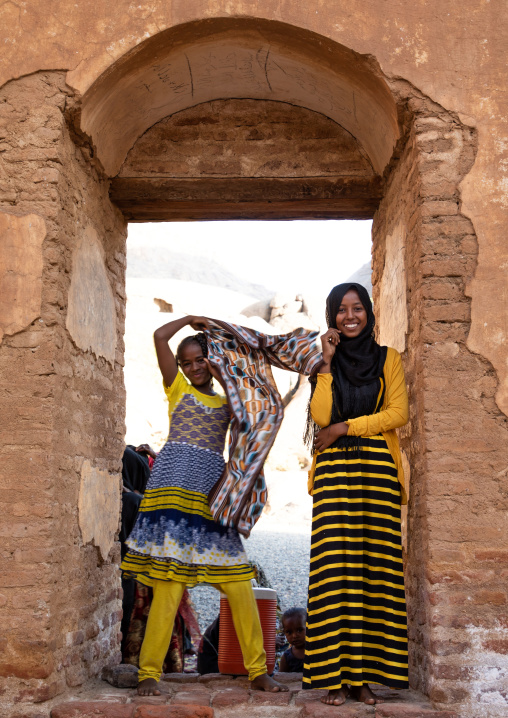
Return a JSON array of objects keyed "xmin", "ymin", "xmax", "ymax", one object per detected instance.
[{"xmin": 127, "ymin": 219, "xmax": 373, "ymax": 296}]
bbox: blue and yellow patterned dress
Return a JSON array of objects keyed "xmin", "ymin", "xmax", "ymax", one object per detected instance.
[{"xmin": 121, "ymin": 372, "xmax": 254, "ymax": 586}]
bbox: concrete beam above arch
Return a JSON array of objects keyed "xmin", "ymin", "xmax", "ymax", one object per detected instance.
[{"xmin": 78, "ymin": 18, "xmax": 400, "ymax": 177}]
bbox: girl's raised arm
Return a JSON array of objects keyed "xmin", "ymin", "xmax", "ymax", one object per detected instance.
[{"xmin": 153, "ymin": 316, "xmax": 209, "ymax": 386}]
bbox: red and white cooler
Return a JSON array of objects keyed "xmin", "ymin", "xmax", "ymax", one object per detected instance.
[{"xmin": 218, "ymin": 586, "xmax": 277, "ymax": 675}]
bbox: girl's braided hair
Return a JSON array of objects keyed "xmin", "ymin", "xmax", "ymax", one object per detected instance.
[{"xmin": 176, "ymin": 332, "xmax": 208, "ymax": 365}]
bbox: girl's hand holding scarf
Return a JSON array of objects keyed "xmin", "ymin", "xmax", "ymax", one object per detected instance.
[
  {"xmin": 314, "ymin": 421, "xmax": 348, "ymax": 452},
  {"xmin": 190, "ymin": 316, "xmax": 210, "ymax": 331}
]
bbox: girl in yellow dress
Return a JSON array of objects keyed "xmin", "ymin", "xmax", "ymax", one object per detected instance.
[{"xmin": 122, "ymin": 315, "xmax": 287, "ymax": 696}]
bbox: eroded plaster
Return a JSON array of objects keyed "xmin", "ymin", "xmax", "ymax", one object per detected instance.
[
  {"xmin": 462, "ymin": 121, "xmax": 508, "ymax": 416},
  {"xmin": 66, "ymin": 225, "xmax": 117, "ymax": 363},
  {"xmin": 78, "ymin": 459, "xmax": 121, "ymax": 561},
  {"xmin": 0, "ymin": 2, "xmax": 505, "ymax": 415},
  {"xmin": 0, "ymin": 212, "xmax": 46, "ymax": 344},
  {"xmin": 378, "ymin": 222, "xmax": 408, "ymax": 354}
]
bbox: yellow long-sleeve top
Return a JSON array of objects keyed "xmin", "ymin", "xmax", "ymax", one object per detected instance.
[{"xmin": 308, "ymin": 346, "xmax": 409, "ymax": 504}]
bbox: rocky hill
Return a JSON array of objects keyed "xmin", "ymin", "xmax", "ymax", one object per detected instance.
[{"xmin": 127, "ymin": 245, "xmax": 272, "ymax": 299}]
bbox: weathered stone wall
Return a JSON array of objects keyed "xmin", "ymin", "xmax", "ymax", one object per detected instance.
[
  {"xmin": 374, "ymin": 87, "xmax": 508, "ymax": 712},
  {"xmin": 373, "ymin": 98, "xmax": 427, "ymax": 691},
  {"xmin": 0, "ymin": 72, "xmax": 127, "ymax": 716}
]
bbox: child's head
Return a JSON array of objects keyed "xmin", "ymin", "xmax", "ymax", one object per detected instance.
[
  {"xmin": 176, "ymin": 333, "xmax": 211, "ymax": 389},
  {"xmin": 282, "ymin": 607, "xmax": 306, "ymax": 649}
]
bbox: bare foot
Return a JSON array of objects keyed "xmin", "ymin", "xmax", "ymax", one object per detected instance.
[
  {"xmin": 137, "ymin": 677, "xmax": 161, "ymax": 696},
  {"xmin": 321, "ymin": 687, "xmax": 349, "ymax": 705},
  {"xmin": 251, "ymin": 673, "xmax": 289, "ymax": 692},
  {"xmin": 351, "ymin": 684, "xmax": 384, "ymax": 705}
]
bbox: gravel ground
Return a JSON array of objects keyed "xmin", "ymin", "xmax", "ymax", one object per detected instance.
[{"xmin": 190, "ymin": 527, "xmax": 311, "ymax": 633}]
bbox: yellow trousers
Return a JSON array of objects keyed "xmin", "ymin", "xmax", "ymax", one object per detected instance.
[{"xmin": 138, "ymin": 579, "xmax": 267, "ymax": 683}]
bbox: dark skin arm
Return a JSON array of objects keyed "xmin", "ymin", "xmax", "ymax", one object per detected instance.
[
  {"xmin": 153, "ymin": 315, "xmax": 209, "ymax": 386},
  {"xmin": 314, "ymin": 422, "xmax": 349, "ymax": 452},
  {"xmin": 313, "ymin": 326, "xmax": 349, "ymax": 453},
  {"xmin": 279, "ymin": 653, "xmax": 289, "ymax": 672},
  {"xmin": 135, "ymin": 443, "xmax": 157, "ymax": 459}
]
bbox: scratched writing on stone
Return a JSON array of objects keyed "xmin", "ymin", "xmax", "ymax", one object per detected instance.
[
  {"xmin": 196, "ymin": 65, "xmax": 232, "ymax": 88},
  {"xmin": 194, "ymin": 50, "xmax": 265, "ymax": 92},
  {"xmin": 152, "ymin": 62, "xmax": 191, "ymax": 95},
  {"xmin": 237, "ymin": 55, "xmax": 263, "ymax": 88},
  {"xmin": 208, "ymin": 51, "xmax": 240, "ymax": 71},
  {"xmin": 266, "ymin": 57, "xmax": 353, "ymax": 116}
]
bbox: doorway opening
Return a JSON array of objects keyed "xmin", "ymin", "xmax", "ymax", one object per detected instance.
[
  {"xmin": 8, "ymin": 15, "xmax": 478, "ymax": 707},
  {"xmin": 123, "ymin": 218, "xmax": 373, "ymax": 655}
]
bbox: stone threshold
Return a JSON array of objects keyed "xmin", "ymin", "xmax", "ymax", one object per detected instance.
[{"xmin": 50, "ymin": 668, "xmax": 458, "ymax": 718}]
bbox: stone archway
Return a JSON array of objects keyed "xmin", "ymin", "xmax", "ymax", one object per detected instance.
[
  {"xmin": 76, "ymin": 19, "xmax": 399, "ymax": 178},
  {"xmin": 1, "ymin": 14, "xmax": 507, "ymax": 718}
]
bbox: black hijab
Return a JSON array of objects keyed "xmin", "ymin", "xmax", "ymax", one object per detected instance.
[{"xmin": 305, "ymin": 283, "xmax": 387, "ymax": 452}]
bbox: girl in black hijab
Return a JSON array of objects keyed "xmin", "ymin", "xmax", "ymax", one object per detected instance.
[{"xmin": 303, "ymin": 283, "xmax": 410, "ymax": 706}]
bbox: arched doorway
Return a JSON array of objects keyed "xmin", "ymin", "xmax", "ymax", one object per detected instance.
[
  {"xmin": 69, "ymin": 20, "xmax": 480, "ymax": 702},
  {"xmin": 2, "ymin": 15, "xmax": 497, "ymax": 716}
]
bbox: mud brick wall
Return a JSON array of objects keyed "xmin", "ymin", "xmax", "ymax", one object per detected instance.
[
  {"xmin": 112, "ymin": 97, "xmax": 382, "ymax": 221},
  {"xmin": 372, "ymin": 101, "xmax": 427, "ymax": 694},
  {"xmin": 118, "ymin": 98, "xmax": 376, "ymax": 179},
  {"xmin": 373, "ymin": 91, "xmax": 508, "ymax": 710},
  {"xmin": 0, "ymin": 72, "xmax": 127, "ymax": 714}
]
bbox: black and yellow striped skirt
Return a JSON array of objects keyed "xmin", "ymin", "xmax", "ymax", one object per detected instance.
[{"xmin": 303, "ymin": 434, "xmax": 409, "ymax": 690}]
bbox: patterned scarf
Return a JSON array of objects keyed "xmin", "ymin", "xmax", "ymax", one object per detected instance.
[{"xmin": 205, "ymin": 319, "xmax": 322, "ymax": 537}]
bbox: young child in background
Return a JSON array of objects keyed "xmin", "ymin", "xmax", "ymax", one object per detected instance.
[{"xmin": 279, "ymin": 607, "xmax": 306, "ymax": 673}]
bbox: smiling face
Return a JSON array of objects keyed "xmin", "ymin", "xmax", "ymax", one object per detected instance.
[
  {"xmin": 178, "ymin": 341, "xmax": 211, "ymax": 388},
  {"xmin": 335, "ymin": 289, "xmax": 368, "ymax": 338},
  {"xmin": 283, "ymin": 614, "xmax": 306, "ymax": 649}
]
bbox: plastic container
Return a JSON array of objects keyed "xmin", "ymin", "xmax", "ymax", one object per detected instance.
[{"xmin": 218, "ymin": 586, "xmax": 277, "ymax": 675}]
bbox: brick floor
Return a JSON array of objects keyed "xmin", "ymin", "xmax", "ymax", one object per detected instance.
[{"xmin": 50, "ymin": 671, "xmax": 458, "ymax": 718}]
